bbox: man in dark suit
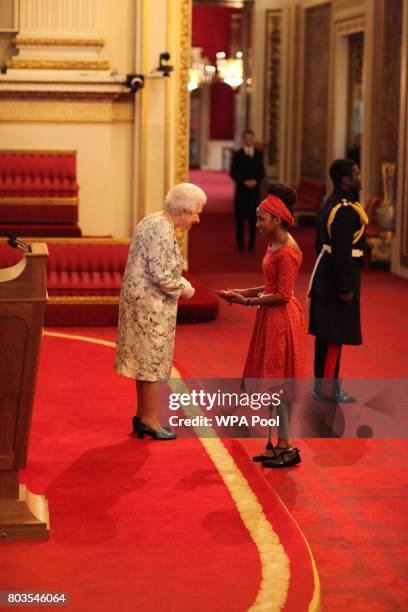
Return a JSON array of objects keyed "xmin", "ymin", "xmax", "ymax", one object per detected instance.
[
  {"xmin": 230, "ymin": 130, "xmax": 265, "ymax": 251},
  {"xmin": 309, "ymin": 158, "xmax": 368, "ymax": 402}
]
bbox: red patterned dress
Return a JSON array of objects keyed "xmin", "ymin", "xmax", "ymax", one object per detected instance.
[{"xmin": 243, "ymin": 245, "xmax": 306, "ymax": 379}]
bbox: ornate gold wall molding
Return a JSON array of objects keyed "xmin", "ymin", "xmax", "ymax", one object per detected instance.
[
  {"xmin": 7, "ymin": 59, "xmax": 111, "ymax": 70},
  {"xmin": 301, "ymin": 2, "xmax": 331, "ymax": 180},
  {"xmin": 174, "ymin": 0, "xmax": 192, "ymax": 185},
  {"xmin": 14, "ymin": 38, "xmax": 105, "ymax": 47},
  {"xmin": 264, "ymin": 9, "xmax": 282, "ymax": 181},
  {"xmin": 335, "ymin": 18, "xmax": 366, "ymax": 36},
  {"xmin": 173, "ymin": 0, "xmax": 192, "ymax": 260},
  {"xmin": 0, "ymin": 99, "xmax": 134, "ymax": 123},
  {"xmin": 112, "ymin": 100, "xmax": 134, "ymax": 123}
]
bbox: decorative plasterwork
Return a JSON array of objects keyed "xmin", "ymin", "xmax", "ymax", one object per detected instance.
[
  {"xmin": 264, "ymin": 9, "xmax": 282, "ymax": 180},
  {"xmin": 7, "ymin": 59, "xmax": 111, "ymax": 70},
  {"xmin": 335, "ymin": 17, "xmax": 366, "ymax": 36},
  {"xmin": 0, "ymin": 99, "xmax": 134, "ymax": 123},
  {"xmin": 174, "ymin": 0, "xmax": 192, "ymax": 260},
  {"xmin": 18, "ymin": 0, "xmax": 99, "ymax": 36},
  {"xmin": 174, "ymin": 0, "xmax": 191, "ymax": 185},
  {"xmin": 12, "ymin": 1, "xmax": 107, "ymax": 70},
  {"xmin": 15, "ymin": 38, "xmax": 105, "ymax": 47}
]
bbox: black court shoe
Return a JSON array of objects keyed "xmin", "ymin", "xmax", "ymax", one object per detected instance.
[
  {"xmin": 133, "ymin": 417, "xmax": 176, "ymax": 440},
  {"xmin": 132, "ymin": 416, "xmax": 171, "ymax": 434}
]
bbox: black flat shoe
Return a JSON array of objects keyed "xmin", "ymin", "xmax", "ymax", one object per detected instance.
[
  {"xmin": 312, "ymin": 390, "xmax": 357, "ymax": 404},
  {"xmin": 333, "ymin": 390, "xmax": 357, "ymax": 403},
  {"xmin": 252, "ymin": 453, "xmax": 273, "ymax": 462},
  {"xmin": 262, "ymin": 448, "xmax": 301, "ymax": 468},
  {"xmin": 252, "ymin": 446, "xmax": 300, "ymax": 462},
  {"xmin": 132, "ymin": 416, "xmax": 171, "ymax": 433},
  {"xmin": 135, "ymin": 420, "xmax": 177, "ymax": 440}
]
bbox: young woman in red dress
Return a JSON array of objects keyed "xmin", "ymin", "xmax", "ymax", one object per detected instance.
[{"xmin": 218, "ymin": 184, "xmax": 306, "ymax": 467}]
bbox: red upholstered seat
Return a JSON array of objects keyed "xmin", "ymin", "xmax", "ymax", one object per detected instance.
[
  {"xmin": 0, "ymin": 151, "xmax": 81, "ymax": 237},
  {"xmin": 0, "ymin": 152, "xmax": 78, "ymax": 198},
  {"xmin": 365, "ymin": 196, "xmax": 383, "ymax": 238},
  {"xmin": 294, "ymin": 177, "xmax": 326, "ymax": 218},
  {"xmin": 0, "ymin": 240, "xmax": 219, "ymax": 325},
  {"xmin": 46, "ymin": 244, "xmax": 128, "ymax": 295}
]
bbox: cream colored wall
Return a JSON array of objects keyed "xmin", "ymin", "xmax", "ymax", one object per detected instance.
[
  {"xmin": 98, "ymin": 0, "xmax": 136, "ymax": 74},
  {"xmin": 111, "ymin": 122, "xmax": 135, "ymax": 234},
  {"xmin": 0, "ymin": 121, "xmax": 134, "ymax": 237}
]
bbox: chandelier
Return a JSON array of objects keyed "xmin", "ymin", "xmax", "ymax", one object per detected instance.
[
  {"xmin": 188, "ymin": 63, "xmax": 216, "ymax": 92},
  {"xmin": 188, "ymin": 47, "xmax": 216, "ymax": 92},
  {"xmin": 216, "ymin": 51, "xmax": 243, "ymax": 89}
]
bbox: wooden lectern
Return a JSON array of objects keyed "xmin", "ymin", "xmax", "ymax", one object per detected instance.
[{"xmin": 0, "ymin": 243, "xmax": 50, "ymax": 541}]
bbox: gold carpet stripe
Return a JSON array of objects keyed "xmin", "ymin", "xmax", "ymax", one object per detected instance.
[
  {"xmin": 270, "ymin": 488, "xmax": 321, "ymax": 612},
  {"xmin": 44, "ymin": 330, "xmax": 117, "ymax": 348},
  {"xmin": 201, "ymin": 438, "xmax": 290, "ymax": 611},
  {"xmin": 167, "ymin": 377, "xmax": 290, "ymax": 611},
  {"xmin": 43, "ymin": 331, "xmax": 319, "ymax": 611}
]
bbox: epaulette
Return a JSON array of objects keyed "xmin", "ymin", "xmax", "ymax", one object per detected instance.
[{"xmin": 327, "ymin": 199, "xmax": 369, "ymax": 244}]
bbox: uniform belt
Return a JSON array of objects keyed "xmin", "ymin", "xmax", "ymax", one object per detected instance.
[
  {"xmin": 323, "ymin": 244, "xmax": 364, "ymax": 257},
  {"xmin": 307, "ymin": 243, "xmax": 364, "ymax": 301}
]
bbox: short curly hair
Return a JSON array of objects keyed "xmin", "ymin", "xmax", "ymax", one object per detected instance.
[
  {"xmin": 164, "ymin": 183, "xmax": 207, "ymax": 215},
  {"xmin": 329, "ymin": 159, "xmax": 356, "ymax": 186}
]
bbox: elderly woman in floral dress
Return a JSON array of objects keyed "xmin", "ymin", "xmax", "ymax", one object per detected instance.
[{"xmin": 115, "ymin": 183, "xmax": 206, "ymax": 440}]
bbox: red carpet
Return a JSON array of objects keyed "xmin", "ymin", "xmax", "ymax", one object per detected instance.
[
  {"xmin": 189, "ymin": 169, "xmax": 234, "ymax": 213},
  {"xmin": 2, "ymin": 332, "xmax": 317, "ymax": 611},
  {"xmin": 239, "ymin": 438, "xmax": 408, "ymax": 612},
  {"xmin": 174, "ymin": 269, "xmax": 408, "ymax": 378},
  {"xmin": 14, "ymin": 325, "xmax": 404, "ymax": 611},
  {"xmin": 4, "ymin": 170, "xmax": 407, "ymax": 610},
  {"xmin": 182, "ymin": 169, "xmax": 408, "ymax": 608}
]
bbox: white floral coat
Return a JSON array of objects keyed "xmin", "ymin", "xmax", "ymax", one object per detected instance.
[{"xmin": 114, "ymin": 212, "xmax": 191, "ymax": 381}]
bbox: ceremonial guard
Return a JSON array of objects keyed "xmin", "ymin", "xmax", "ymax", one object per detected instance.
[{"xmin": 308, "ymin": 159, "xmax": 368, "ymax": 401}]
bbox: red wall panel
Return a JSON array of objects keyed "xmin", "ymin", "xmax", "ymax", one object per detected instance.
[{"xmin": 192, "ymin": 4, "xmax": 241, "ymax": 141}]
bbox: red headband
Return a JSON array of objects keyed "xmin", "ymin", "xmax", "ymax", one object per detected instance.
[{"xmin": 260, "ymin": 195, "xmax": 294, "ymax": 227}]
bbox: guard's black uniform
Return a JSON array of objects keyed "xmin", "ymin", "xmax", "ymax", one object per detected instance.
[
  {"xmin": 309, "ymin": 188, "xmax": 367, "ymax": 396},
  {"xmin": 230, "ymin": 148, "xmax": 265, "ymax": 250}
]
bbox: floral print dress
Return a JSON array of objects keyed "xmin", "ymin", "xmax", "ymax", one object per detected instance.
[{"xmin": 114, "ymin": 212, "xmax": 192, "ymax": 381}]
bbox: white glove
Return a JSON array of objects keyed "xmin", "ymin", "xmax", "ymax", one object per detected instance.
[{"xmin": 181, "ymin": 281, "xmax": 195, "ymax": 299}]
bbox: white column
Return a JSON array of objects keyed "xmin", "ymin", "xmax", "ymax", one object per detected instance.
[
  {"xmin": 8, "ymin": 0, "xmax": 107, "ymax": 71},
  {"xmin": 18, "ymin": 0, "xmax": 98, "ymax": 38}
]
